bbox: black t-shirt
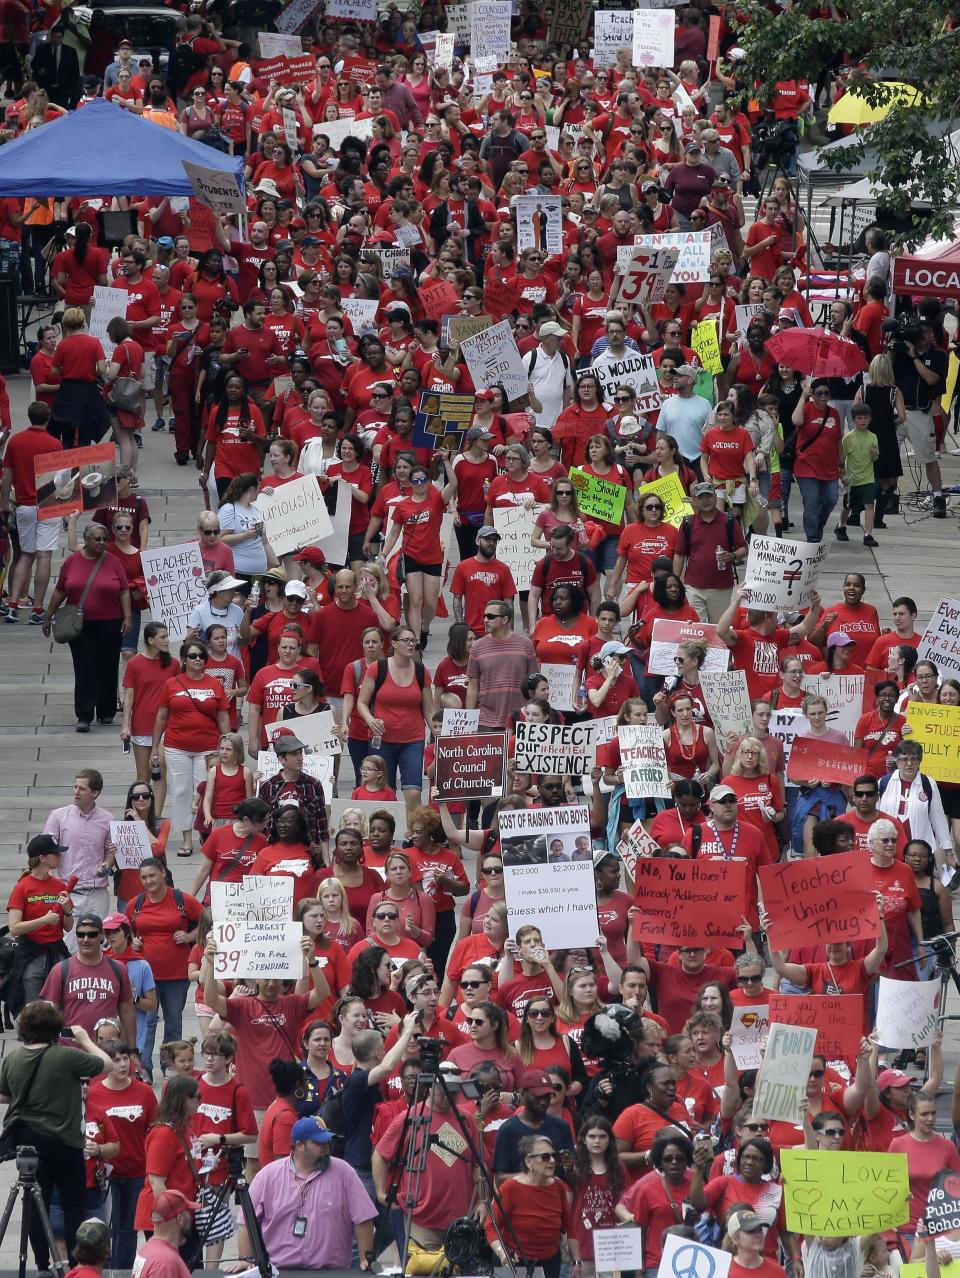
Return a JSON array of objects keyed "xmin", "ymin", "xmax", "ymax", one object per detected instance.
[
  {"xmin": 892, "ymin": 343, "xmax": 947, "ymax": 410},
  {"xmin": 826, "ymin": 328, "xmax": 869, "ymax": 399},
  {"xmin": 491, "ymin": 1112, "xmax": 574, "ymax": 1174},
  {"xmin": 341, "ymin": 1066, "xmax": 379, "ymax": 1171}
]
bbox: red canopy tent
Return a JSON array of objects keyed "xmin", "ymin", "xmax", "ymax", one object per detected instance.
[{"xmin": 893, "ymin": 235, "xmax": 960, "ymax": 300}]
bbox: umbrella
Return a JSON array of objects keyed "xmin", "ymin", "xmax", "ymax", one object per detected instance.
[
  {"xmin": 765, "ymin": 327, "xmax": 868, "ymax": 378},
  {"xmin": 827, "ymin": 81, "xmax": 925, "ymax": 126}
]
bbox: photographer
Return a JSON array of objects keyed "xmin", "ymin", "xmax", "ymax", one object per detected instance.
[
  {"xmin": 889, "ymin": 318, "xmax": 948, "ymax": 517},
  {"xmin": 0, "ymin": 1003, "xmax": 111, "ymax": 1273}
]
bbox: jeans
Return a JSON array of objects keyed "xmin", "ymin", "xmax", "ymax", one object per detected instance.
[
  {"xmin": 378, "ymin": 739, "xmax": 425, "ymax": 793},
  {"xmin": 14, "ymin": 1125, "xmax": 85, "ymax": 1269},
  {"xmin": 427, "ymin": 909, "xmax": 455, "ymax": 975},
  {"xmin": 142, "ymin": 977, "xmax": 191, "ymax": 1076},
  {"xmin": 110, "ymin": 1175, "xmax": 144, "ymax": 1268},
  {"xmin": 796, "ymin": 476, "xmax": 839, "ymax": 542}
]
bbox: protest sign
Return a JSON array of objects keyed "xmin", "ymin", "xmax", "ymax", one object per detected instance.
[
  {"xmin": 735, "ymin": 303, "xmax": 765, "ymax": 334},
  {"xmin": 412, "ymin": 391, "xmax": 475, "ymax": 452},
  {"xmin": 744, "ymin": 535, "xmax": 829, "ymax": 612},
  {"xmin": 327, "ymin": 0, "xmax": 376, "ymax": 18},
  {"xmin": 210, "ymin": 876, "xmax": 295, "ymax": 924},
  {"xmin": 340, "ymin": 298, "xmax": 380, "ymax": 332},
  {"xmin": 35, "ymin": 443, "xmax": 115, "ymax": 521},
  {"xmin": 446, "ymin": 3, "xmax": 470, "ymax": 41},
  {"xmin": 500, "ymin": 805, "xmax": 598, "ymax": 946},
  {"xmin": 212, "ymin": 920, "xmax": 246, "ymax": 979},
  {"xmin": 541, "ymin": 663, "xmax": 578, "ymax": 713},
  {"xmin": 923, "ymin": 1171, "xmax": 960, "ymax": 1236},
  {"xmin": 594, "ymin": 1228, "xmax": 646, "ymax": 1273},
  {"xmin": 632, "ymin": 231, "xmax": 712, "ymax": 284},
  {"xmin": 266, "ymin": 710, "xmax": 341, "ymax": 757},
  {"xmin": 569, "ymin": 466, "xmax": 627, "ymax": 523},
  {"xmin": 647, "ymin": 619, "xmax": 729, "ymax": 676},
  {"xmin": 753, "ymin": 1023, "xmax": 817, "ymax": 1122},
  {"xmin": 281, "ymin": 106, "xmax": 300, "ymax": 152},
  {"xmin": 483, "ymin": 276, "xmax": 524, "ymax": 320},
  {"xmin": 905, "ymin": 702, "xmax": 960, "ymax": 783},
  {"xmin": 730, "ymin": 1003, "xmax": 770, "ymax": 1069},
  {"xmin": 318, "ymin": 478, "xmax": 351, "ymax": 567},
  {"xmin": 460, "ymin": 319, "xmax": 528, "ymax": 403},
  {"xmin": 550, "ymin": 0, "xmax": 591, "ymax": 44},
  {"xmin": 691, "ymin": 319, "xmax": 723, "ymax": 375},
  {"xmin": 594, "ymin": 10, "xmax": 635, "ymax": 64},
  {"xmin": 109, "ymin": 821, "xmax": 153, "ymax": 870},
  {"xmin": 440, "ymin": 314, "xmax": 492, "ymax": 347},
  {"xmin": 258, "ymin": 473, "xmax": 332, "ymax": 557},
  {"xmin": 140, "ymin": 540, "xmax": 207, "ymax": 643},
  {"xmin": 658, "ymin": 1236, "xmax": 730, "ymax": 1278},
  {"xmin": 707, "ymin": 13, "xmax": 721, "ymax": 59},
  {"xmin": 617, "ymin": 820, "xmax": 659, "ymax": 881},
  {"xmin": 780, "ymin": 1149, "xmax": 910, "ymax": 1236},
  {"xmin": 471, "ymin": 1, "xmax": 512, "ymax": 63},
  {"xmin": 918, "ymin": 596, "xmax": 960, "ymax": 680},
  {"xmin": 435, "ymin": 732, "xmax": 507, "ymax": 801},
  {"xmin": 801, "ymin": 674, "xmax": 865, "ymax": 743},
  {"xmin": 88, "ymin": 284, "xmax": 129, "ymax": 355},
  {"xmin": 419, "ymin": 280, "xmax": 461, "ymax": 324},
  {"xmin": 492, "ymin": 505, "xmax": 545, "ymax": 591},
  {"xmin": 182, "ymin": 161, "xmax": 245, "ymax": 216},
  {"xmin": 635, "ymin": 473, "xmax": 692, "ymax": 528},
  {"xmin": 513, "ymin": 721, "xmax": 598, "ymax": 776},
  {"xmin": 786, "ymin": 736, "xmax": 870, "ymax": 786},
  {"xmin": 516, "ymin": 196, "xmax": 564, "ymax": 256},
  {"xmin": 700, "ymin": 669, "xmax": 752, "ymax": 739},
  {"xmin": 616, "ymin": 244, "xmax": 679, "ymax": 306},
  {"xmin": 767, "ymin": 993, "xmax": 864, "ymax": 1062},
  {"xmin": 587, "ymin": 350, "xmax": 661, "ymax": 412},
  {"xmin": 631, "ymin": 856, "xmax": 749, "ymax": 947},
  {"xmin": 875, "ymin": 976, "xmax": 941, "ymax": 1049},
  {"xmin": 276, "ymin": 0, "xmax": 322, "ymax": 31},
  {"xmin": 242, "ymin": 921, "xmax": 304, "ymax": 979},
  {"xmin": 257, "ymin": 30, "xmax": 304, "ymax": 56},
  {"xmin": 759, "ymin": 851, "xmax": 881, "ymax": 951},
  {"xmin": 633, "ymin": 8, "xmax": 675, "ymax": 64},
  {"xmin": 256, "ymin": 750, "xmax": 333, "ymax": 796},
  {"xmin": 619, "ymin": 725, "xmax": 670, "ymax": 799},
  {"xmin": 317, "ymin": 115, "xmax": 374, "ymax": 152},
  {"xmin": 768, "ymin": 708, "xmax": 806, "ymax": 767},
  {"xmin": 441, "ymin": 708, "xmax": 480, "ymax": 737}
]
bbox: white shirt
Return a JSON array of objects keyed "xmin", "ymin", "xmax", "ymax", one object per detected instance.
[{"xmin": 522, "ymin": 345, "xmax": 573, "ymax": 428}]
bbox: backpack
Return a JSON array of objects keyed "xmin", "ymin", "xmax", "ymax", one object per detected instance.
[
  {"xmin": 526, "ymin": 346, "xmax": 570, "ymax": 377},
  {"xmin": 539, "ymin": 550, "xmax": 592, "ymax": 589},
  {"xmin": 131, "ymin": 888, "xmax": 188, "ymax": 933},
  {"xmin": 168, "ymin": 37, "xmax": 207, "ymax": 95},
  {"xmin": 790, "ymin": 786, "xmax": 846, "ymax": 853},
  {"xmin": 370, "ymin": 657, "xmax": 425, "ymax": 710},
  {"xmin": 57, "ymin": 955, "xmax": 124, "ymax": 997},
  {"xmin": 681, "ymin": 511, "xmax": 737, "ymax": 555},
  {"xmin": 319, "ymin": 1075, "xmax": 347, "ymax": 1157}
]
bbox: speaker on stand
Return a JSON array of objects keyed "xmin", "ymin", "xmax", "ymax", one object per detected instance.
[{"xmin": 0, "ymin": 271, "xmax": 17, "ymax": 375}]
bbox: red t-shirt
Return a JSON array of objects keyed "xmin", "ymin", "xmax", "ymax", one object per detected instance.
[
  {"xmin": 701, "ymin": 425, "xmax": 755, "ymax": 480},
  {"xmin": 363, "ymin": 660, "xmax": 431, "ymax": 743},
  {"xmin": 116, "ymin": 276, "xmax": 163, "ymax": 353},
  {"xmin": 200, "ymin": 824, "xmax": 266, "ymax": 886},
  {"xmin": 123, "ymin": 654, "xmax": 174, "ymax": 737},
  {"xmin": 194, "ymin": 1077, "xmax": 258, "ymax": 1183},
  {"xmin": 3, "ymin": 427, "xmax": 62, "ymax": 506},
  {"xmin": 221, "ymin": 993, "xmax": 312, "ymax": 1108},
  {"xmin": 486, "ymin": 472, "xmax": 551, "ymax": 509},
  {"xmin": 125, "ymin": 889, "xmax": 204, "ymax": 981},
  {"xmin": 207, "ymin": 401, "xmax": 267, "ymax": 480},
  {"xmin": 221, "ymin": 322, "xmax": 284, "ymax": 384},
  {"xmin": 683, "ymin": 819, "xmax": 771, "ymax": 930},
  {"xmin": 53, "ymin": 333, "xmax": 106, "ymax": 382},
  {"xmin": 450, "ymin": 556, "xmax": 517, "ymax": 635},
  {"xmin": 7, "ymin": 872, "xmax": 69, "ymax": 945},
  {"xmin": 134, "ymin": 1126, "xmax": 200, "ymax": 1231},
  {"xmin": 308, "ymin": 600, "xmax": 381, "ymax": 693},
  {"xmin": 129, "ymin": 1236, "xmax": 192, "ymax": 1278},
  {"xmin": 56, "ymin": 244, "xmax": 111, "ymax": 306},
  {"xmin": 531, "ymin": 613, "xmax": 598, "ymax": 676},
  {"xmin": 246, "ymin": 657, "xmax": 321, "ymax": 742},
  {"xmin": 731, "ymin": 626, "xmax": 792, "ymax": 699},
  {"xmin": 616, "ymin": 523, "xmax": 678, "ymax": 584},
  {"xmin": 390, "ymin": 485, "xmax": 446, "ymax": 563},
  {"xmin": 793, "ymin": 401, "xmax": 842, "ymax": 481},
  {"xmin": 159, "ymin": 674, "xmax": 228, "ymax": 753},
  {"xmin": 872, "ymin": 859, "xmax": 921, "ymax": 977},
  {"xmin": 821, "ymin": 600, "xmax": 882, "ymax": 667},
  {"xmin": 87, "ymin": 1077, "xmax": 157, "ymax": 1178}
]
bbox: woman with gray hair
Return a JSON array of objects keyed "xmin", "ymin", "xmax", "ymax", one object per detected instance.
[{"xmin": 42, "ymin": 522, "xmax": 131, "ymax": 732}]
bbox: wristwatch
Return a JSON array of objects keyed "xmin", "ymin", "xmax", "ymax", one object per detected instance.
[{"xmin": 307, "ymin": 958, "xmax": 320, "ymax": 968}]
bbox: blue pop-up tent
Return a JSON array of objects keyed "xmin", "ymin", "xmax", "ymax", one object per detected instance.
[{"xmin": 0, "ymin": 99, "xmax": 245, "ymax": 198}]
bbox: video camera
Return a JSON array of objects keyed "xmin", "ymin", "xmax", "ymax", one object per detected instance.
[{"xmin": 881, "ymin": 313, "xmax": 921, "ymax": 357}]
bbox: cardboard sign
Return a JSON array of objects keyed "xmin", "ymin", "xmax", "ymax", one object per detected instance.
[
  {"xmin": 550, "ymin": 0, "xmax": 591, "ymax": 45},
  {"xmin": 647, "ymin": 619, "xmax": 729, "ymax": 676},
  {"xmin": 419, "ymin": 279, "xmax": 461, "ymax": 324},
  {"xmin": 635, "ymin": 472, "xmax": 693, "ymax": 528},
  {"xmin": 753, "ymin": 1023, "xmax": 818, "ymax": 1122},
  {"xmin": 918, "ymin": 596, "xmax": 960, "ymax": 681},
  {"xmin": 616, "ymin": 243, "xmax": 679, "ymax": 306},
  {"xmin": 492, "ymin": 504, "xmax": 545, "ymax": 591},
  {"xmin": 441, "ymin": 314, "xmax": 493, "ymax": 347},
  {"xmin": 730, "ymin": 1003, "xmax": 770, "ymax": 1069},
  {"xmin": 513, "ymin": 720, "xmax": 598, "ymax": 776},
  {"xmin": 905, "ymin": 702, "xmax": 960, "ymax": 783},
  {"xmin": 182, "ymin": 160, "xmax": 245, "ymax": 216},
  {"xmin": 140, "ymin": 540, "xmax": 207, "ymax": 644},
  {"xmin": 256, "ymin": 750, "xmax": 333, "ymax": 795},
  {"xmin": 257, "ymin": 30, "xmax": 304, "ymax": 57},
  {"xmin": 657, "ymin": 1236, "xmax": 730, "ymax": 1278},
  {"xmin": 631, "ymin": 857, "xmax": 749, "ymax": 947},
  {"xmin": 460, "ymin": 319, "xmax": 528, "ymax": 403},
  {"xmin": 767, "ymin": 708, "xmax": 806, "ymax": 767},
  {"xmin": 699, "ymin": 669, "xmax": 752, "ymax": 739},
  {"xmin": 767, "ymin": 993, "xmax": 864, "ymax": 1062},
  {"xmin": 619, "ymin": 725, "xmax": 671, "ymax": 799},
  {"xmin": 586, "ymin": 350, "xmax": 661, "ymax": 412},
  {"xmin": 594, "ymin": 10, "xmax": 635, "ymax": 64},
  {"xmin": 242, "ymin": 921, "xmax": 304, "ymax": 979},
  {"xmin": 744, "ymin": 535, "xmax": 829, "ymax": 612},
  {"xmin": 109, "ymin": 821, "xmax": 153, "ymax": 870},
  {"xmin": 516, "ymin": 196, "xmax": 564, "ymax": 257},
  {"xmin": 780, "ymin": 1149, "xmax": 910, "ymax": 1236},
  {"xmin": 617, "ymin": 819, "xmax": 660, "ymax": 880},
  {"xmin": 435, "ymin": 731, "xmax": 507, "ymax": 800},
  {"xmin": 500, "ymin": 804, "xmax": 599, "ymax": 947},
  {"xmin": 258, "ymin": 474, "xmax": 332, "ymax": 558},
  {"xmin": 412, "ymin": 391, "xmax": 475, "ymax": 452},
  {"xmin": 276, "ymin": 0, "xmax": 322, "ymax": 32},
  {"xmin": 594, "ymin": 1228, "xmax": 646, "ymax": 1273},
  {"xmin": 707, "ymin": 13, "xmax": 721, "ymax": 60},
  {"xmin": 541, "ymin": 662, "xmax": 578, "ymax": 713},
  {"xmin": 441, "ymin": 708, "xmax": 480, "ymax": 737},
  {"xmin": 445, "ymin": 3, "xmax": 470, "ymax": 42},
  {"xmin": 35, "ymin": 443, "xmax": 115, "ymax": 520},
  {"xmin": 569, "ymin": 466, "xmax": 626, "ymax": 524},
  {"xmin": 266, "ymin": 709, "xmax": 341, "ymax": 757},
  {"xmin": 632, "ymin": 8, "xmax": 675, "ymax": 65},
  {"xmin": 875, "ymin": 976, "xmax": 942, "ymax": 1049},
  {"xmin": 691, "ymin": 319, "xmax": 723, "ymax": 376},
  {"xmin": 786, "ymin": 735, "xmax": 870, "ymax": 786},
  {"xmin": 923, "ymin": 1171, "xmax": 960, "ymax": 1236},
  {"xmin": 759, "ymin": 851, "xmax": 881, "ymax": 951},
  {"xmin": 209, "ymin": 876, "xmax": 295, "ymax": 924},
  {"xmin": 470, "ymin": 0, "xmax": 512, "ymax": 61},
  {"xmin": 88, "ymin": 284, "xmax": 129, "ymax": 356}
]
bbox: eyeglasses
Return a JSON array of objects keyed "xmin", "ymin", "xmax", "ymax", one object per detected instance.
[
  {"xmin": 738, "ymin": 973, "xmax": 763, "ymax": 983},
  {"xmin": 809, "ymin": 1068, "xmax": 825, "ymax": 1078},
  {"xmin": 614, "ymin": 396, "xmax": 634, "ymax": 403},
  {"xmin": 460, "ymin": 979, "xmax": 486, "ymax": 989},
  {"xmin": 394, "ymin": 635, "xmax": 418, "ymax": 644},
  {"xmin": 374, "ymin": 912, "xmax": 399, "ymax": 921},
  {"xmin": 876, "ymin": 836, "xmax": 897, "ymax": 844},
  {"xmin": 527, "ymin": 1007, "xmax": 553, "ymax": 1018},
  {"xmin": 76, "ymin": 931, "xmax": 101, "ymax": 939},
  {"xmin": 528, "ymin": 1151, "xmax": 555, "ymax": 1160},
  {"xmin": 643, "ymin": 504, "xmax": 662, "ymax": 512},
  {"xmin": 813, "ymin": 390, "xmax": 830, "ymax": 397},
  {"xmin": 371, "ymin": 390, "xmax": 391, "ymax": 397},
  {"xmin": 483, "ymin": 865, "xmax": 503, "ymax": 875}
]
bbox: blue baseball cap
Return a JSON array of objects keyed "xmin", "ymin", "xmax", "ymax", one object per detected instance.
[{"xmin": 290, "ymin": 1117, "xmax": 335, "ymax": 1145}]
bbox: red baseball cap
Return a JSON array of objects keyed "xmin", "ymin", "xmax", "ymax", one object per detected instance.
[
  {"xmin": 152, "ymin": 1190, "xmax": 200, "ymax": 1222},
  {"xmin": 293, "ymin": 546, "xmax": 326, "ymax": 567}
]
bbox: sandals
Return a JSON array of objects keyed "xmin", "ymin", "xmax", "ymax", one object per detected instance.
[{"xmin": 177, "ymin": 846, "xmax": 192, "ymax": 857}]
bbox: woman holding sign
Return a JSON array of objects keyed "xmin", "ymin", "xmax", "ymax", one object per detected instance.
[
  {"xmin": 721, "ymin": 737, "xmax": 784, "ymax": 860},
  {"xmin": 889, "ymin": 1094, "xmax": 960, "ymax": 1249}
]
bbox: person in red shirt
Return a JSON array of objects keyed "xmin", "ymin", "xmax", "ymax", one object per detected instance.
[
  {"xmin": 854, "ymin": 280, "xmax": 889, "ymax": 358},
  {"xmin": 116, "ymin": 249, "xmax": 162, "ymax": 366},
  {"xmin": 790, "ymin": 379, "xmax": 844, "ymax": 543},
  {"xmin": 853, "ymin": 684, "xmax": 907, "ymax": 780},
  {"xmin": 246, "ymin": 630, "xmax": 322, "ymax": 749},
  {"xmin": 450, "ymin": 528, "xmax": 518, "ymax": 636},
  {"xmin": 194, "ymin": 1031, "xmax": 258, "ymax": 1262},
  {"xmin": 718, "ymin": 583, "xmax": 824, "ymax": 699},
  {"xmin": 868, "ymin": 819, "xmax": 922, "ymax": 978},
  {"xmin": 6, "ymin": 834, "xmax": 73, "ymax": 1004},
  {"xmin": 220, "ymin": 300, "xmax": 286, "ymax": 414},
  {"xmin": 837, "ymin": 774, "xmax": 908, "ymax": 855},
  {"xmin": 742, "ymin": 198, "xmax": 784, "ymax": 282},
  {"xmin": 682, "ymin": 781, "xmax": 774, "ymax": 932},
  {"xmin": 1, "ymin": 401, "xmax": 63, "ymax": 623},
  {"xmin": 202, "ymin": 374, "xmax": 268, "ymax": 499},
  {"xmin": 812, "ymin": 572, "xmax": 882, "ymax": 668},
  {"xmin": 700, "ymin": 400, "xmax": 759, "ymax": 506},
  {"xmin": 380, "ymin": 461, "xmax": 455, "ymax": 647}
]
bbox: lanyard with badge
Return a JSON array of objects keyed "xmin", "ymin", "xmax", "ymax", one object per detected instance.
[
  {"xmin": 707, "ymin": 819, "xmax": 739, "ymax": 860},
  {"xmin": 290, "ymin": 1165, "xmax": 317, "ymax": 1237}
]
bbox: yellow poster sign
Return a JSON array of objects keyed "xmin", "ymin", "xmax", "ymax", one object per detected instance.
[
  {"xmin": 943, "ymin": 351, "xmax": 959, "ymax": 413},
  {"xmin": 905, "ymin": 702, "xmax": 960, "ymax": 784},
  {"xmin": 780, "ymin": 1149, "xmax": 910, "ymax": 1237},
  {"xmin": 691, "ymin": 318, "xmax": 723, "ymax": 375},
  {"xmin": 635, "ymin": 472, "xmax": 693, "ymax": 529}
]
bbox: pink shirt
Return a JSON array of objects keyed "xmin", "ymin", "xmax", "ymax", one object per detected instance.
[{"xmin": 247, "ymin": 1155, "xmax": 377, "ymax": 1268}]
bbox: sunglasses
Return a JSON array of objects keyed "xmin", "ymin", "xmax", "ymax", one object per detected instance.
[
  {"xmin": 466, "ymin": 1017, "xmax": 488, "ymax": 1028},
  {"xmin": 76, "ymin": 931, "xmax": 101, "ymax": 939},
  {"xmin": 411, "ymin": 476, "xmax": 429, "ymax": 484},
  {"xmin": 527, "ymin": 1007, "xmax": 553, "ymax": 1018},
  {"xmin": 821, "ymin": 1128, "xmax": 845, "ymax": 1137},
  {"xmin": 854, "ymin": 790, "xmax": 878, "ymax": 798},
  {"xmin": 528, "ymin": 1151, "xmax": 555, "ymax": 1160},
  {"xmin": 131, "ymin": 792, "xmax": 152, "ymax": 800},
  {"xmin": 551, "ymin": 1083, "xmax": 564, "ymax": 1093},
  {"xmin": 483, "ymin": 865, "xmax": 503, "ymax": 875},
  {"xmin": 643, "ymin": 505, "xmax": 662, "ymax": 512},
  {"xmin": 738, "ymin": 973, "xmax": 763, "ymax": 983},
  {"xmin": 460, "ymin": 979, "xmax": 486, "ymax": 989},
  {"xmin": 185, "ymin": 653, "xmax": 206, "ymax": 660},
  {"xmin": 201, "ymin": 527, "xmax": 220, "ymax": 534},
  {"xmin": 374, "ymin": 912, "xmax": 399, "ymax": 921},
  {"xmin": 555, "ymin": 489, "xmax": 574, "ymax": 496},
  {"xmin": 614, "ymin": 396, "xmax": 633, "ymax": 403},
  {"xmin": 484, "ymin": 613, "xmax": 503, "ymax": 621},
  {"xmin": 743, "ymin": 1122, "xmax": 769, "ymax": 1131},
  {"xmin": 809, "ymin": 1069, "xmax": 825, "ymax": 1078},
  {"xmin": 713, "ymin": 796, "xmax": 737, "ymax": 804}
]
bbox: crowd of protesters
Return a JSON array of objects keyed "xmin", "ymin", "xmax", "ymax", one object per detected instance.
[{"xmin": 2, "ymin": 1, "xmax": 960, "ymax": 1277}]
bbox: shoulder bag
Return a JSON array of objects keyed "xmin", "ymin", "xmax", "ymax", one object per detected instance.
[{"xmin": 52, "ymin": 554, "xmax": 106, "ymax": 644}]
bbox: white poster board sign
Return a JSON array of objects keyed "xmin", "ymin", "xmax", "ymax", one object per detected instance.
[
  {"xmin": 493, "ymin": 504, "xmax": 546, "ymax": 592},
  {"xmin": 657, "ymin": 1236, "xmax": 731, "ymax": 1278},
  {"xmin": 616, "ymin": 244, "xmax": 679, "ymax": 307},
  {"xmin": 140, "ymin": 540, "xmax": 207, "ymax": 643},
  {"xmin": 730, "ymin": 1002, "xmax": 771, "ymax": 1069},
  {"xmin": 242, "ymin": 921, "xmax": 304, "ymax": 979},
  {"xmin": 515, "ymin": 196, "xmax": 564, "ymax": 256},
  {"xmin": 744, "ymin": 535, "xmax": 829, "ymax": 612},
  {"xmin": 875, "ymin": 976, "xmax": 941, "ymax": 1048},
  {"xmin": 318, "ymin": 115, "xmax": 374, "ymax": 151},
  {"xmin": 632, "ymin": 9, "xmax": 676, "ymax": 68},
  {"xmin": 276, "ymin": 0, "xmax": 322, "ymax": 32},
  {"xmin": 340, "ymin": 298, "xmax": 380, "ymax": 332},
  {"xmin": 700, "ymin": 669, "xmax": 753, "ymax": 740},
  {"xmin": 801, "ymin": 673, "xmax": 864, "ymax": 744},
  {"xmin": 470, "ymin": 0, "xmax": 512, "ymax": 61},
  {"xmin": 753, "ymin": 1023, "xmax": 818, "ymax": 1122},
  {"xmin": 89, "ymin": 284, "xmax": 130, "ymax": 357},
  {"xmin": 209, "ymin": 876, "xmax": 295, "ymax": 924},
  {"xmin": 441, "ymin": 708, "xmax": 481, "ymax": 737},
  {"xmin": 594, "ymin": 10, "xmax": 635, "ymax": 64},
  {"xmin": 258, "ymin": 473, "xmax": 333, "ymax": 558},
  {"xmin": 256, "ymin": 749, "xmax": 334, "ymax": 795},
  {"xmin": 266, "ymin": 709, "xmax": 341, "ymax": 756},
  {"xmin": 326, "ymin": 0, "xmax": 377, "ymax": 19},
  {"xmin": 586, "ymin": 350, "xmax": 661, "ymax": 412},
  {"xmin": 624, "ymin": 231, "xmax": 714, "ymax": 284},
  {"xmin": 257, "ymin": 30, "xmax": 304, "ymax": 57},
  {"xmin": 619, "ymin": 725, "xmax": 671, "ymax": 798},
  {"xmin": 459, "ymin": 319, "xmax": 528, "ymax": 404},
  {"xmin": 109, "ymin": 821, "xmax": 153, "ymax": 870},
  {"xmin": 513, "ymin": 721, "xmax": 598, "ymax": 776},
  {"xmin": 918, "ymin": 597, "xmax": 960, "ymax": 681},
  {"xmin": 499, "ymin": 805, "xmax": 599, "ymax": 947},
  {"xmin": 594, "ymin": 1229, "xmax": 646, "ymax": 1272},
  {"xmin": 182, "ymin": 161, "xmax": 245, "ymax": 216},
  {"xmin": 541, "ymin": 662, "xmax": 578, "ymax": 712}
]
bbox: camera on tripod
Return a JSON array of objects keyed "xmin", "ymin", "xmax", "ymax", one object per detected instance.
[
  {"xmin": 882, "ymin": 314, "xmax": 921, "ymax": 357},
  {"xmin": 14, "ymin": 1147, "xmax": 38, "ymax": 1178},
  {"xmin": 753, "ymin": 118, "xmax": 798, "ymax": 167},
  {"xmin": 416, "ymin": 1036, "xmax": 445, "ymax": 1073},
  {"xmin": 224, "ymin": 1144, "xmax": 246, "ymax": 1179},
  {"xmin": 926, "ymin": 934, "xmax": 957, "ymax": 968}
]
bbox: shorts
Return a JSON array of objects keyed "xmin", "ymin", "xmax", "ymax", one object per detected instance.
[
  {"xmin": 903, "ymin": 407, "xmax": 937, "ymax": 465},
  {"xmin": 244, "ymin": 1109, "xmax": 266, "ymax": 1160},
  {"xmin": 327, "ymin": 695, "xmax": 344, "ymax": 725},
  {"xmin": 403, "ymin": 555, "xmax": 442, "ymax": 577},
  {"xmin": 845, "ymin": 482, "xmax": 875, "ymax": 515},
  {"xmin": 130, "ymin": 733, "xmax": 152, "ymax": 748},
  {"xmin": 122, "ymin": 610, "xmax": 142, "ymax": 653},
  {"xmin": 153, "ymin": 354, "xmax": 171, "ymax": 391},
  {"xmin": 346, "ymin": 531, "xmax": 366, "ymax": 564},
  {"xmin": 195, "ymin": 1184, "xmax": 234, "ymax": 1242},
  {"xmin": 139, "ymin": 356, "xmax": 157, "ymax": 392},
  {"xmin": 769, "ymin": 473, "xmax": 782, "ymax": 503},
  {"xmin": 15, "ymin": 505, "xmax": 59, "ymax": 554}
]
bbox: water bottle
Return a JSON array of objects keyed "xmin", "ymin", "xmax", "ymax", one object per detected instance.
[
  {"xmin": 716, "ymin": 545, "xmax": 727, "ymax": 571},
  {"xmin": 249, "ymin": 580, "xmax": 261, "ymax": 609},
  {"xmin": 150, "ymin": 759, "xmax": 162, "ymax": 781},
  {"xmin": 576, "ymin": 671, "xmax": 587, "ymax": 713}
]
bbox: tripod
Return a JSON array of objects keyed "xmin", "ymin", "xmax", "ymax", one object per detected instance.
[
  {"xmin": 187, "ymin": 1144, "xmax": 271, "ymax": 1278},
  {"xmin": 375, "ymin": 1043, "xmax": 520, "ymax": 1277},
  {"xmin": 0, "ymin": 1146, "xmax": 65, "ymax": 1278}
]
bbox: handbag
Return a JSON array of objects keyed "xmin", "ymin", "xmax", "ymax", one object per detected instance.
[
  {"xmin": 52, "ymin": 553, "xmax": 106, "ymax": 644},
  {"xmin": 108, "ymin": 375, "xmax": 144, "ymax": 412},
  {"xmin": 0, "ymin": 1047, "xmax": 49, "ymax": 1161}
]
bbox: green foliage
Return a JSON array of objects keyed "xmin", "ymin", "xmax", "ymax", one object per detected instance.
[{"xmin": 730, "ymin": 0, "xmax": 960, "ymax": 245}]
